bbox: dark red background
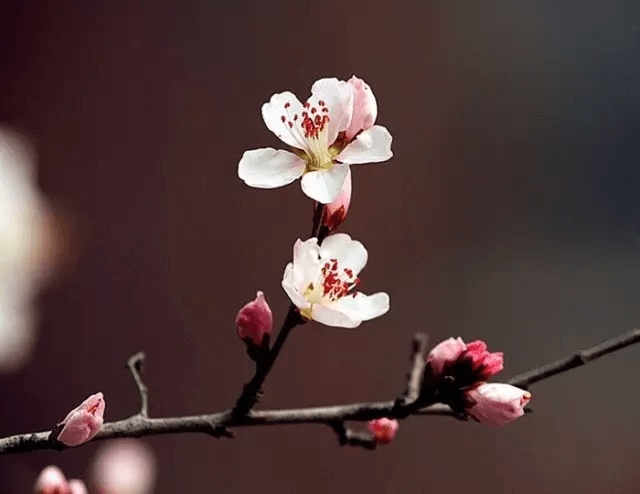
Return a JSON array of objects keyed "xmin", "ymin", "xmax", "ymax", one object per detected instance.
[{"xmin": 2, "ymin": 0, "xmax": 640, "ymax": 492}]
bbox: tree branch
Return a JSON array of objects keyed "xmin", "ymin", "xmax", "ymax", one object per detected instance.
[
  {"xmin": 2, "ymin": 328, "xmax": 639, "ymax": 455},
  {"xmin": 507, "ymin": 328, "xmax": 640, "ymax": 389},
  {"xmin": 126, "ymin": 352, "xmax": 149, "ymax": 418}
]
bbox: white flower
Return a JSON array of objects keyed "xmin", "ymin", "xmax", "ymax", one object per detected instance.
[
  {"xmin": 281, "ymin": 233, "xmax": 389, "ymax": 328},
  {"xmin": 238, "ymin": 77, "xmax": 393, "ymax": 204}
]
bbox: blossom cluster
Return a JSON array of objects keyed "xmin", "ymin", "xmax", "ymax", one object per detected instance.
[{"xmin": 235, "ymin": 75, "xmax": 531, "ymax": 444}]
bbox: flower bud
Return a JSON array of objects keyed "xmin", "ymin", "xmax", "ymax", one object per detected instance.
[
  {"xmin": 56, "ymin": 392, "xmax": 105, "ymax": 447},
  {"xmin": 462, "ymin": 340, "xmax": 503, "ymax": 381},
  {"xmin": 68, "ymin": 480, "xmax": 88, "ymax": 494},
  {"xmin": 236, "ymin": 291, "xmax": 273, "ymax": 348},
  {"xmin": 427, "ymin": 337, "xmax": 466, "ymax": 377},
  {"xmin": 367, "ymin": 418, "xmax": 399, "ymax": 445},
  {"xmin": 466, "ymin": 383, "xmax": 531, "ymax": 426},
  {"xmin": 92, "ymin": 439, "xmax": 156, "ymax": 494},
  {"xmin": 34, "ymin": 465, "xmax": 70, "ymax": 494},
  {"xmin": 345, "ymin": 76, "xmax": 378, "ymax": 141},
  {"xmin": 321, "ymin": 169, "xmax": 352, "ymax": 232}
]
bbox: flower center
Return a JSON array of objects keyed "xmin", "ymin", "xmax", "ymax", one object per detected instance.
[{"xmin": 302, "ymin": 258, "xmax": 360, "ymax": 310}]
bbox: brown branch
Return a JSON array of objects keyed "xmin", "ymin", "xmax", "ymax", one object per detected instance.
[
  {"xmin": 398, "ymin": 333, "xmax": 429, "ymax": 406},
  {"xmin": 126, "ymin": 352, "xmax": 149, "ymax": 418},
  {"xmin": 508, "ymin": 328, "xmax": 640, "ymax": 389},
  {"xmin": 2, "ymin": 328, "xmax": 639, "ymax": 455},
  {"xmin": 232, "ymin": 204, "xmax": 326, "ymax": 416}
]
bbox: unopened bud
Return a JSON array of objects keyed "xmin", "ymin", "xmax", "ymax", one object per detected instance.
[
  {"xmin": 465, "ymin": 383, "xmax": 530, "ymax": 426},
  {"xmin": 236, "ymin": 291, "xmax": 273, "ymax": 349},
  {"xmin": 321, "ymin": 169, "xmax": 352, "ymax": 232},
  {"xmin": 367, "ymin": 418, "xmax": 399, "ymax": 445},
  {"xmin": 34, "ymin": 465, "xmax": 70, "ymax": 494},
  {"xmin": 56, "ymin": 392, "xmax": 105, "ymax": 447}
]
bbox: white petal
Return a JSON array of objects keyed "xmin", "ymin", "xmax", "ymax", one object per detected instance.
[
  {"xmin": 238, "ymin": 148, "xmax": 305, "ymax": 188},
  {"xmin": 261, "ymin": 91, "xmax": 309, "ymax": 150},
  {"xmin": 282, "ymin": 263, "xmax": 311, "ymax": 310},
  {"xmin": 336, "ymin": 125, "xmax": 393, "ymax": 164},
  {"xmin": 332, "ymin": 292, "xmax": 390, "ymax": 321},
  {"xmin": 300, "ymin": 164, "xmax": 349, "ymax": 204},
  {"xmin": 292, "ymin": 238, "xmax": 321, "ymax": 290},
  {"xmin": 319, "ymin": 233, "xmax": 368, "ymax": 275},
  {"xmin": 310, "ymin": 78, "xmax": 353, "ymax": 146},
  {"xmin": 312, "ymin": 304, "xmax": 360, "ymax": 328}
]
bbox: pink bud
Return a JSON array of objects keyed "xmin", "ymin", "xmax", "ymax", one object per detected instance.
[
  {"xmin": 68, "ymin": 480, "xmax": 88, "ymax": 494},
  {"xmin": 92, "ymin": 439, "xmax": 156, "ymax": 494},
  {"xmin": 322, "ymin": 169, "xmax": 352, "ymax": 232},
  {"xmin": 466, "ymin": 383, "xmax": 531, "ymax": 426},
  {"xmin": 463, "ymin": 340, "xmax": 504, "ymax": 381},
  {"xmin": 367, "ymin": 418, "xmax": 399, "ymax": 445},
  {"xmin": 345, "ymin": 76, "xmax": 378, "ymax": 141},
  {"xmin": 34, "ymin": 465, "xmax": 70, "ymax": 494},
  {"xmin": 236, "ymin": 291, "xmax": 273, "ymax": 347},
  {"xmin": 427, "ymin": 337, "xmax": 467, "ymax": 377},
  {"xmin": 57, "ymin": 392, "xmax": 105, "ymax": 447}
]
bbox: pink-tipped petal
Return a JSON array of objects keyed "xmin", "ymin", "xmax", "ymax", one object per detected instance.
[
  {"xmin": 57, "ymin": 392, "xmax": 105, "ymax": 447},
  {"xmin": 466, "ymin": 383, "xmax": 531, "ymax": 426},
  {"xmin": 68, "ymin": 480, "xmax": 88, "ymax": 494},
  {"xmin": 427, "ymin": 337, "xmax": 467, "ymax": 377},
  {"xmin": 367, "ymin": 418, "xmax": 399, "ymax": 445},
  {"xmin": 34, "ymin": 465, "xmax": 70, "ymax": 494},
  {"xmin": 235, "ymin": 291, "xmax": 273, "ymax": 346},
  {"xmin": 345, "ymin": 76, "xmax": 378, "ymax": 141}
]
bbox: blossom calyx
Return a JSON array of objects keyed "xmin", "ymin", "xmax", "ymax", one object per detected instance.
[
  {"xmin": 465, "ymin": 383, "xmax": 531, "ymax": 426},
  {"xmin": 236, "ymin": 291, "xmax": 273, "ymax": 353},
  {"xmin": 367, "ymin": 418, "xmax": 399, "ymax": 445},
  {"xmin": 56, "ymin": 392, "xmax": 105, "ymax": 447}
]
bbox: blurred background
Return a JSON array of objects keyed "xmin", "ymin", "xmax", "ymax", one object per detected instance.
[{"xmin": 1, "ymin": 0, "xmax": 640, "ymax": 492}]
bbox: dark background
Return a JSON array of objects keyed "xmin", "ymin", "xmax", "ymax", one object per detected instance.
[{"xmin": 2, "ymin": 0, "xmax": 640, "ymax": 492}]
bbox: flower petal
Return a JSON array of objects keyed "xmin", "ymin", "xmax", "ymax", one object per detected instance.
[
  {"xmin": 300, "ymin": 164, "xmax": 349, "ymax": 204},
  {"xmin": 318, "ymin": 233, "xmax": 368, "ymax": 275},
  {"xmin": 238, "ymin": 148, "xmax": 305, "ymax": 189},
  {"xmin": 310, "ymin": 78, "xmax": 353, "ymax": 146},
  {"xmin": 292, "ymin": 238, "xmax": 321, "ymax": 289},
  {"xmin": 337, "ymin": 125, "xmax": 393, "ymax": 164},
  {"xmin": 261, "ymin": 91, "xmax": 309, "ymax": 150},
  {"xmin": 282, "ymin": 264, "xmax": 311, "ymax": 310},
  {"xmin": 345, "ymin": 76, "xmax": 378, "ymax": 141},
  {"xmin": 332, "ymin": 292, "xmax": 390, "ymax": 322},
  {"xmin": 312, "ymin": 304, "xmax": 360, "ymax": 328}
]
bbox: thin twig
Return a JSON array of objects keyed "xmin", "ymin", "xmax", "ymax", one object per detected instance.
[
  {"xmin": 2, "ymin": 328, "xmax": 639, "ymax": 455},
  {"xmin": 508, "ymin": 328, "xmax": 640, "ymax": 389},
  {"xmin": 232, "ymin": 204, "xmax": 327, "ymax": 416},
  {"xmin": 126, "ymin": 352, "xmax": 149, "ymax": 418},
  {"xmin": 399, "ymin": 333, "xmax": 429, "ymax": 406}
]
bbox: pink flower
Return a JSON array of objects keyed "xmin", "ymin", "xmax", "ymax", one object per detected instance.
[
  {"xmin": 463, "ymin": 340, "xmax": 503, "ymax": 381},
  {"xmin": 57, "ymin": 392, "xmax": 105, "ymax": 447},
  {"xmin": 92, "ymin": 439, "xmax": 157, "ymax": 494},
  {"xmin": 466, "ymin": 383, "xmax": 531, "ymax": 426},
  {"xmin": 34, "ymin": 466, "xmax": 70, "ymax": 494},
  {"xmin": 367, "ymin": 418, "xmax": 399, "ymax": 445},
  {"xmin": 235, "ymin": 291, "xmax": 273, "ymax": 347},
  {"xmin": 345, "ymin": 75, "xmax": 378, "ymax": 141},
  {"xmin": 321, "ymin": 168, "xmax": 352, "ymax": 232},
  {"xmin": 427, "ymin": 337, "xmax": 467, "ymax": 377}
]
